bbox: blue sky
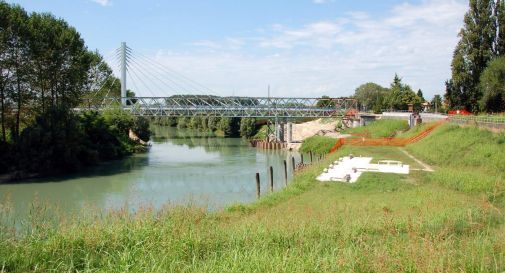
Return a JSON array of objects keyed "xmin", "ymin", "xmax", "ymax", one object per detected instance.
[{"xmin": 7, "ymin": 0, "xmax": 468, "ymax": 98}]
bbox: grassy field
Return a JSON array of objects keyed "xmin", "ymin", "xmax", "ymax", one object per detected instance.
[
  {"xmin": 1, "ymin": 124, "xmax": 505, "ymax": 272},
  {"xmin": 343, "ymin": 119, "xmax": 409, "ymax": 138}
]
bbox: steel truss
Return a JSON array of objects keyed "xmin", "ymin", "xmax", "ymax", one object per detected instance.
[{"xmin": 81, "ymin": 96, "xmax": 357, "ymax": 118}]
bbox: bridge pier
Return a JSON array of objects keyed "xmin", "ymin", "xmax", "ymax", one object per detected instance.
[{"xmin": 274, "ymin": 117, "xmax": 285, "ymax": 143}]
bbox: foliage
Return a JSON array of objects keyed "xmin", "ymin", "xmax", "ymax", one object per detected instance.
[
  {"xmin": 431, "ymin": 95, "xmax": 444, "ymax": 113},
  {"xmin": 0, "ymin": 2, "xmax": 144, "ymax": 177},
  {"xmin": 343, "ymin": 119, "xmax": 409, "ymax": 138},
  {"xmin": 354, "ymin": 82, "xmax": 388, "ymax": 112},
  {"xmin": 315, "ymin": 95, "xmax": 335, "ymax": 108},
  {"xmin": 479, "ymin": 56, "xmax": 505, "ymax": 112},
  {"xmin": 353, "ymin": 76, "xmax": 422, "ymax": 112},
  {"xmin": 383, "ymin": 74, "xmax": 422, "ymax": 111},
  {"xmin": 132, "ymin": 116, "xmax": 151, "ymax": 142},
  {"xmin": 299, "ymin": 135, "xmax": 337, "ymax": 155},
  {"xmin": 1, "ymin": 141, "xmax": 504, "ymax": 272},
  {"xmin": 239, "ymin": 118, "xmax": 257, "ymax": 138},
  {"xmin": 216, "ymin": 117, "xmax": 240, "ymax": 137},
  {"xmin": 4, "ymin": 108, "xmax": 146, "ymax": 177},
  {"xmin": 446, "ymin": 0, "xmax": 505, "ymax": 112}
]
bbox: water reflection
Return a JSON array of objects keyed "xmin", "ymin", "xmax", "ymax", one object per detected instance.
[{"xmin": 0, "ymin": 126, "xmax": 300, "ymax": 218}]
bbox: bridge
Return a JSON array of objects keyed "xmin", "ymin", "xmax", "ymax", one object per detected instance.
[{"xmin": 85, "ymin": 43, "xmax": 357, "ymax": 119}]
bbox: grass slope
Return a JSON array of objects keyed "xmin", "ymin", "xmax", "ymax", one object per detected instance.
[
  {"xmin": 299, "ymin": 136, "xmax": 337, "ymax": 155},
  {"xmin": 407, "ymin": 124, "xmax": 505, "ymax": 201},
  {"xmin": 1, "ymin": 124, "xmax": 505, "ymax": 272},
  {"xmin": 343, "ymin": 119, "xmax": 409, "ymax": 138}
]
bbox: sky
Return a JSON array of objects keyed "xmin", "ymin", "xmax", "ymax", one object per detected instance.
[{"xmin": 6, "ymin": 0, "xmax": 469, "ymax": 99}]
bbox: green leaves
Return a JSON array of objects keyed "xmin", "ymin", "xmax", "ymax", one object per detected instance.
[
  {"xmin": 479, "ymin": 56, "xmax": 505, "ymax": 112},
  {"xmin": 447, "ymin": 0, "xmax": 505, "ymax": 112}
]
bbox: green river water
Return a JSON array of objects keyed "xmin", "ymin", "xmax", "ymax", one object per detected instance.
[{"xmin": 0, "ymin": 126, "xmax": 301, "ymax": 218}]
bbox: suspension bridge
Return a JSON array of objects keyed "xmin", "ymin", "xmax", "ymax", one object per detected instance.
[{"xmin": 84, "ymin": 43, "xmax": 358, "ymax": 119}]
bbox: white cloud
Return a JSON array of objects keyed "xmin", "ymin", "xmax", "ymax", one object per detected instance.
[
  {"xmin": 90, "ymin": 0, "xmax": 112, "ymax": 7},
  {"xmin": 122, "ymin": 0, "xmax": 468, "ymax": 99}
]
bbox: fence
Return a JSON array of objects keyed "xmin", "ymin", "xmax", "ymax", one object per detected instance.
[
  {"xmin": 333, "ymin": 121, "xmax": 444, "ymax": 148},
  {"xmin": 448, "ymin": 115, "xmax": 505, "ymax": 132}
]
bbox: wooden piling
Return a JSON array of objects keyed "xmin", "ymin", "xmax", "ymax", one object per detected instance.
[
  {"xmin": 283, "ymin": 160, "xmax": 288, "ymax": 186},
  {"xmin": 269, "ymin": 166, "xmax": 274, "ymax": 192},
  {"xmin": 256, "ymin": 173, "xmax": 261, "ymax": 199},
  {"xmin": 291, "ymin": 156, "xmax": 296, "ymax": 173},
  {"xmin": 301, "ymin": 154, "xmax": 304, "ymax": 165},
  {"xmin": 310, "ymin": 151, "xmax": 313, "ymax": 163}
]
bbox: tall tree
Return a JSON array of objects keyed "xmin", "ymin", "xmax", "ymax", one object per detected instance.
[
  {"xmin": 384, "ymin": 74, "xmax": 422, "ymax": 111},
  {"xmin": 479, "ymin": 56, "xmax": 505, "ymax": 112},
  {"xmin": 417, "ymin": 89, "xmax": 425, "ymax": 102},
  {"xmin": 447, "ymin": 0, "xmax": 496, "ymax": 112},
  {"xmin": 353, "ymin": 82, "xmax": 388, "ymax": 112},
  {"xmin": 497, "ymin": 0, "xmax": 505, "ymax": 55}
]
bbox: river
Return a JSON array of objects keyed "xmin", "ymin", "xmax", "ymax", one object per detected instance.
[{"xmin": 0, "ymin": 126, "xmax": 301, "ymax": 219}]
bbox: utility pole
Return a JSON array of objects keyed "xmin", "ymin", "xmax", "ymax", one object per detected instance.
[{"xmin": 120, "ymin": 42, "xmax": 127, "ymax": 107}]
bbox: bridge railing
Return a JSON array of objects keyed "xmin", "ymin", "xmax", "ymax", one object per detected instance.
[{"xmin": 79, "ymin": 96, "xmax": 358, "ymax": 118}]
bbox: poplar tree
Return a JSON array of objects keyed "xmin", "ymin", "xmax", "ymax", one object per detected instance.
[
  {"xmin": 496, "ymin": 0, "xmax": 505, "ymax": 55},
  {"xmin": 447, "ymin": 0, "xmax": 496, "ymax": 112}
]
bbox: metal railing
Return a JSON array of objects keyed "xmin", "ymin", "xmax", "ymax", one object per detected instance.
[
  {"xmin": 449, "ymin": 115, "xmax": 505, "ymax": 124},
  {"xmin": 79, "ymin": 96, "xmax": 358, "ymax": 118}
]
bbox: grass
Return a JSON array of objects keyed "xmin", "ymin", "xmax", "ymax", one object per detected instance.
[
  {"xmin": 343, "ymin": 119, "xmax": 409, "ymax": 138},
  {"xmin": 299, "ymin": 135, "xmax": 338, "ymax": 155},
  {"xmin": 1, "ymin": 124, "xmax": 505, "ymax": 272},
  {"xmin": 406, "ymin": 124, "xmax": 505, "ymax": 202}
]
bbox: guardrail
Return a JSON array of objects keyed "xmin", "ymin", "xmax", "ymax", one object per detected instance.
[{"xmin": 448, "ymin": 115, "xmax": 505, "ymax": 124}]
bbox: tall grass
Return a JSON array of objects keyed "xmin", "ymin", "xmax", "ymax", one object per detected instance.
[
  {"xmin": 299, "ymin": 136, "xmax": 337, "ymax": 155},
  {"xmin": 407, "ymin": 124, "xmax": 505, "ymax": 202},
  {"xmin": 343, "ymin": 119, "xmax": 409, "ymax": 138},
  {"xmin": 1, "ymin": 124, "xmax": 505, "ymax": 272}
]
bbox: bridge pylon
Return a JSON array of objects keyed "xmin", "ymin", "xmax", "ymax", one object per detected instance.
[{"xmin": 120, "ymin": 42, "xmax": 127, "ymax": 107}]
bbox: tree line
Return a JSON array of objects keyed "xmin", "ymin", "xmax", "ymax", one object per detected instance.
[
  {"xmin": 446, "ymin": 0, "xmax": 505, "ymax": 113},
  {"xmin": 0, "ymin": 2, "xmax": 148, "ymax": 179},
  {"xmin": 352, "ymin": 74, "xmax": 430, "ymax": 113},
  {"xmin": 152, "ymin": 116, "xmax": 258, "ymax": 138}
]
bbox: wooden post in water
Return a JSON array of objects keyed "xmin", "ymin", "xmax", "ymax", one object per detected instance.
[
  {"xmin": 283, "ymin": 160, "xmax": 288, "ymax": 186},
  {"xmin": 310, "ymin": 151, "xmax": 313, "ymax": 163},
  {"xmin": 256, "ymin": 173, "xmax": 261, "ymax": 199},
  {"xmin": 301, "ymin": 154, "xmax": 304, "ymax": 165},
  {"xmin": 291, "ymin": 156, "xmax": 296, "ymax": 173},
  {"xmin": 269, "ymin": 166, "xmax": 274, "ymax": 192}
]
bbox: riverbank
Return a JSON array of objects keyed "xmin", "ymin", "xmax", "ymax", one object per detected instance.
[{"xmin": 1, "ymin": 123, "xmax": 504, "ymax": 272}]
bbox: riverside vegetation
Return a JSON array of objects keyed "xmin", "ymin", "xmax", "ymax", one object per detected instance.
[
  {"xmin": 0, "ymin": 2, "xmax": 150, "ymax": 178},
  {"xmin": 1, "ymin": 123, "xmax": 504, "ymax": 272}
]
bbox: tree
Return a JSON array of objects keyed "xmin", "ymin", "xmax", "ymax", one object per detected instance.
[
  {"xmin": 239, "ymin": 118, "xmax": 256, "ymax": 138},
  {"xmin": 431, "ymin": 95, "xmax": 444, "ymax": 113},
  {"xmin": 417, "ymin": 89, "xmax": 425, "ymax": 102},
  {"xmin": 495, "ymin": 0, "xmax": 505, "ymax": 55},
  {"xmin": 384, "ymin": 74, "xmax": 422, "ymax": 111},
  {"xmin": 447, "ymin": 0, "xmax": 496, "ymax": 112},
  {"xmin": 316, "ymin": 95, "xmax": 335, "ymax": 108},
  {"xmin": 353, "ymin": 82, "xmax": 388, "ymax": 112},
  {"xmin": 479, "ymin": 56, "xmax": 505, "ymax": 112}
]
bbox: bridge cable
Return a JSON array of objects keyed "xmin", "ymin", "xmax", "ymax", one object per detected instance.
[
  {"xmin": 128, "ymin": 53, "xmax": 198, "ymax": 96},
  {"xmin": 131, "ymin": 49, "xmax": 219, "ymax": 96},
  {"xmin": 127, "ymin": 55, "xmax": 186, "ymax": 96}
]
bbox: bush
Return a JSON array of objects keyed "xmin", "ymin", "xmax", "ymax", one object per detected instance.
[
  {"xmin": 300, "ymin": 136, "xmax": 337, "ymax": 155},
  {"xmin": 239, "ymin": 118, "xmax": 257, "ymax": 138}
]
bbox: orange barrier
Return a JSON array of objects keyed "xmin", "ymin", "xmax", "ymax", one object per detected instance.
[
  {"xmin": 329, "ymin": 138, "xmax": 345, "ymax": 153},
  {"xmin": 330, "ymin": 121, "xmax": 444, "ymax": 151}
]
